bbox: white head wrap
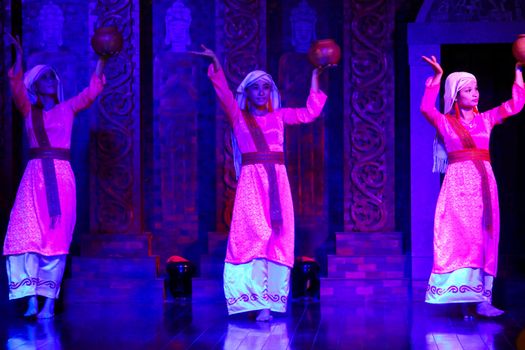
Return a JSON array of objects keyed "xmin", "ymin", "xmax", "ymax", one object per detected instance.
[
  {"xmin": 235, "ymin": 70, "xmax": 281, "ymax": 111},
  {"xmin": 433, "ymin": 71, "xmax": 477, "ymax": 173},
  {"xmin": 231, "ymin": 70, "xmax": 281, "ymax": 179},
  {"xmin": 23, "ymin": 65, "xmax": 64, "ymax": 104},
  {"xmin": 443, "ymin": 71, "xmax": 477, "ymax": 114}
]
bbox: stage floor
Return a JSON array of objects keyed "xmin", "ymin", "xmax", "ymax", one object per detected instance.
[{"xmin": 1, "ymin": 295, "xmax": 525, "ymax": 350}]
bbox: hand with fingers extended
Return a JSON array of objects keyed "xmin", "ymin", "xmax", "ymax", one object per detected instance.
[
  {"xmin": 515, "ymin": 62, "xmax": 524, "ymax": 88},
  {"xmin": 311, "ymin": 64, "xmax": 336, "ymax": 93},
  {"xmin": 422, "ymin": 55, "xmax": 443, "ymax": 85},
  {"xmin": 189, "ymin": 44, "xmax": 221, "ymax": 72},
  {"xmin": 5, "ymin": 33, "xmax": 23, "ymax": 74}
]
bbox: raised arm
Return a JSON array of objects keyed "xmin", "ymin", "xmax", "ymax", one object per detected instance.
[
  {"xmin": 95, "ymin": 57, "xmax": 107, "ymax": 79},
  {"xmin": 282, "ymin": 67, "xmax": 328, "ymax": 124},
  {"xmin": 5, "ymin": 33, "xmax": 31, "ymax": 117},
  {"xmin": 281, "ymin": 89, "xmax": 327, "ymax": 125},
  {"xmin": 485, "ymin": 63, "xmax": 525, "ymax": 125},
  {"xmin": 190, "ymin": 45, "xmax": 240, "ymax": 125},
  {"xmin": 68, "ymin": 66, "xmax": 105, "ymax": 114},
  {"xmin": 420, "ymin": 55, "xmax": 444, "ymax": 127},
  {"xmin": 189, "ymin": 44, "xmax": 223, "ymax": 73}
]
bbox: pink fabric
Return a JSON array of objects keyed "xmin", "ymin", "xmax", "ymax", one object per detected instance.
[
  {"xmin": 208, "ymin": 65, "xmax": 327, "ymax": 268},
  {"xmin": 3, "ymin": 68, "xmax": 104, "ymax": 256},
  {"xmin": 420, "ymin": 78, "xmax": 525, "ymax": 276}
]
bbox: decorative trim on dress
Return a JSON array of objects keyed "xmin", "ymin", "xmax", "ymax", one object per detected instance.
[
  {"xmin": 426, "ymin": 283, "xmax": 491, "ymax": 298},
  {"xmin": 227, "ymin": 293, "xmax": 287, "ymax": 306},
  {"xmin": 9, "ymin": 277, "xmax": 58, "ymax": 290}
]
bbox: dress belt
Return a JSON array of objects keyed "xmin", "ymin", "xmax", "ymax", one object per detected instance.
[
  {"xmin": 29, "ymin": 147, "xmax": 71, "ymax": 161},
  {"xmin": 448, "ymin": 149, "xmax": 490, "ymax": 164},
  {"xmin": 241, "ymin": 152, "xmax": 285, "ymax": 166}
]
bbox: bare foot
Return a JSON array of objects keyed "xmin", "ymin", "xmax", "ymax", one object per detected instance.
[
  {"xmin": 37, "ymin": 297, "xmax": 55, "ymax": 319},
  {"xmin": 461, "ymin": 303, "xmax": 475, "ymax": 320},
  {"xmin": 24, "ymin": 296, "xmax": 38, "ymax": 317},
  {"xmin": 476, "ymin": 302, "xmax": 504, "ymax": 317},
  {"xmin": 256, "ymin": 309, "xmax": 272, "ymax": 322}
]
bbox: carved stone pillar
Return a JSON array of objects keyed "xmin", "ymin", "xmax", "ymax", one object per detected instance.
[
  {"xmin": 0, "ymin": 1, "xmax": 13, "ymax": 227},
  {"xmin": 322, "ymin": 0, "xmax": 405, "ymax": 302},
  {"xmin": 344, "ymin": 0, "xmax": 396, "ymax": 232},
  {"xmin": 214, "ymin": 0, "xmax": 267, "ymax": 232},
  {"xmin": 89, "ymin": 0, "xmax": 142, "ymax": 237}
]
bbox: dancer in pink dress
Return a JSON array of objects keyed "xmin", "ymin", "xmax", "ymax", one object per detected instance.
[
  {"xmin": 192, "ymin": 45, "xmax": 327, "ymax": 321},
  {"xmin": 420, "ymin": 55, "xmax": 525, "ymax": 317},
  {"xmin": 3, "ymin": 34, "xmax": 105, "ymax": 318}
]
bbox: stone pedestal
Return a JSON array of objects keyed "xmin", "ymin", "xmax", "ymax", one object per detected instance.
[{"xmin": 321, "ymin": 232, "xmax": 409, "ymax": 302}]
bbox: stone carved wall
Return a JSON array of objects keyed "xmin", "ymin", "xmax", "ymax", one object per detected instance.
[
  {"xmin": 215, "ymin": 0, "xmax": 266, "ymax": 231},
  {"xmin": 151, "ymin": 0, "xmax": 200, "ymax": 262},
  {"xmin": 344, "ymin": 0, "xmax": 395, "ymax": 232},
  {"xmin": 422, "ymin": 0, "xmax": 525, "ymax": 22},
  {"xmin": 22, "ymin": 1, "xmax": 88, "ymax": 99},
  {"xmin": 90, "ymin": 0, "xmax": 141, "ymax": 234},
  {"xmin": 0, "ymin": 1, "xmax": 12, "ymax": 221}
]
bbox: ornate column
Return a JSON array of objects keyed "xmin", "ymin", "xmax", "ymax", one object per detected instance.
[
  {"xmin": 214, "ymin": 0, "xmax": 267, "ymax": 232},
  {"xmin": 0, "ymin": 1, "xmax": 13, "ymax": 228},
  {"xmin": 321, "ymin": 0, "xmax": 406, "ymax": 302},
  {"xmin": 344, "ymin": 0, "xmax": 396, "ymax": 232},
  {"xmin": 84, "ymin": 0, "xmax": 146, "ymax": 255},
  {"xmin": 89, "ymin": 0, "xmax": 141, "ymax": 234}
]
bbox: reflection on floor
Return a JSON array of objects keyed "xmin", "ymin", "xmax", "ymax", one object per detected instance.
[{"xmin": 1, "ymin": 293, "xmax": 525, "ymax": 350}]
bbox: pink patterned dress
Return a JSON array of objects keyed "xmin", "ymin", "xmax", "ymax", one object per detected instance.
[
  {"xmin": 208, "ymin": 65, "xmax": 327, "ymax": 268},
  {"xmin": 421, "ymin": 78, "xmax": 525, "ymax": 303},
  {"xmin": 3, "ymin": 68, "xmax": 104, "ymax": 257},
  {"xmin": 208, "ymin": 65, "xmax": 327, "ymax": 314}
]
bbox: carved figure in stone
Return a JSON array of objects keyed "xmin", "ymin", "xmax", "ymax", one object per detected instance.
[
  {"xmin": 164, "ymin": 0, "xmax": 192, "ymax": 53},
  {"xmin": 291, "ymin": 0, "xmax": 317, "ymax": 53}
]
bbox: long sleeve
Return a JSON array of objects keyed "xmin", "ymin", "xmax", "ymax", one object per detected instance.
[
  {"xmin": 68, "ymin": 73, "xmax": 105, "ymax": 114},
  {"xmin": 281, "ymin": 89, "xmax": 327, "ymax": 125},
  {"xmin": 207, "ymin": 64, "xmax": 241, "ymax": 125},
  {"xmin": 484, "ymin": 82, "xmax": 525, "ymax": 126},
  {"xmin": 8, "ymin": 67, "xmax": 31, "ymax": 117},
  {"xmin": 419, "ymin": 77, "xmax": 442, "ymax": 128}
]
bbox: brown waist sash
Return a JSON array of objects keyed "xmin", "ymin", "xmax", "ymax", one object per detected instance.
[
  {"xmin": 241, "ymin": 111, "xmax": 283, "ymax": 229},
  {"xmin": 29, "ymin": 147, "xmax": 71, "ymax": 161},
  {"xmin": 446, "ymin": 115, "xmax": 492, "ymax": 235},
  {"xmin": 242, "ymin": 152, "xmax": 285, "ymax": 166},
  {"xmin": 447, "ymin": 149, "xmax": 490, "ymax": 164},
  {"xmin": 31, "ymin": 104, "xmax": 62, "ymax": 228}
]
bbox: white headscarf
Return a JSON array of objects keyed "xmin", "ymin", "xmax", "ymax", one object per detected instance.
[
  {"xmin": 23, "ymin": 65, "xmax": 64, "ymax": 104},
  {"xmin": 433, "ymin": 71, "xmax": 477, "ymax": 173},
  {"xmin": 443, "ymin": 71, "xmax": 477, "ymax": 114},
  {"xmin": 235, "ymin": 70, "xmax": 281, "ymax": 111},
  {"xmin": 231, "ymin": 70, "xmax": 281, "ymax": 179}
]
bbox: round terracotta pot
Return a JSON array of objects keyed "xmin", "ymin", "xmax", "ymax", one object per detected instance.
[
  {"xmin": 512, "ymin": 34, "xmax": 525, "ymax": 63},
  {"xmin": 91, "ymin": 26, "xmax": 123, "ymax": 57},
  {"xmin": 307, "ymin": 39, "xmax": 341, "ymax": 67}
]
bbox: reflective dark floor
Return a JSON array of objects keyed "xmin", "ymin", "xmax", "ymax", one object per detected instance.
[{"xmin": 1, "ymin": 294, "xmax": 525, "ymax": 350}]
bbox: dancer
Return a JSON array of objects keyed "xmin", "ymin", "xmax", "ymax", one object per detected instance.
[
  {"xmin": 3, "ymin": 33, "xmax": 105, "ymax": 318},
  {"xmin": 420, "ymin": 55, "xmax": 524, "ymax": 317},
  {"xmin": 192, "ymin": 45, "xmax": 328, "ymax": 321}
]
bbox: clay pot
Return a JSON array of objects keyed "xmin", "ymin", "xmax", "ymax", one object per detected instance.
[
  {"xmin": 91, "ymin": 26, "xmax": 123, "ymax": 57},
  {"xmin": 512, "ymin": 34, "xmax": 525, "ymax": 63},
  {"xmin": 307, "ymin": 39, "xmax": 341, "ymax": 67}
]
